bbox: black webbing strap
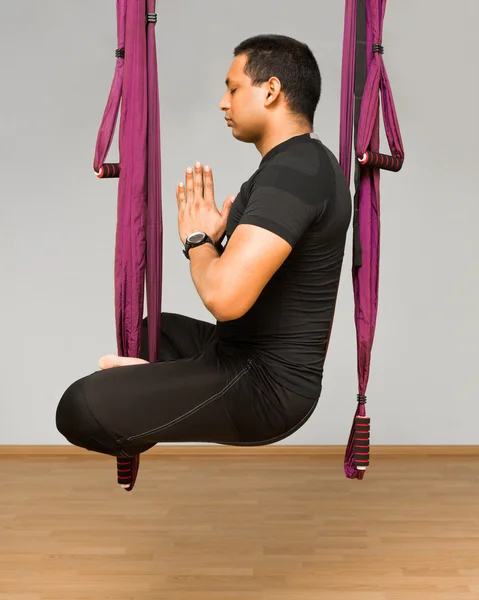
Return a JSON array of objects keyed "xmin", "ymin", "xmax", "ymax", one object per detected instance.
[{"xmin": 352, "ymin": 0, "xmax": 367, "ymax": 268}]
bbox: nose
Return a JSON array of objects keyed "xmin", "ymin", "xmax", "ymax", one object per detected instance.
[{"xmin": 219, "ymin": 91, "xmax": 230, "ymax": 112}]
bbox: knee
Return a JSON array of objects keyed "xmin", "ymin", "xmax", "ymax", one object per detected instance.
[
  {"xmin": 56, "ymin": 377, "xmax": 112, "ymax": 453},
  {"xmin": 56, "ymin": 378, "xmax": 88, "ymax": 442}
]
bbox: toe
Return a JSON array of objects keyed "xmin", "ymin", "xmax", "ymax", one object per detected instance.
[{"xmin": 98, "ymin": 355, "xmax": 116, "ymax": 370}]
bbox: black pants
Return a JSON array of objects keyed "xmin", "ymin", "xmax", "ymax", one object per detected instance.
[{"xmin": 55, "ymin": 313, "xmax": 318, "ymax": 457}]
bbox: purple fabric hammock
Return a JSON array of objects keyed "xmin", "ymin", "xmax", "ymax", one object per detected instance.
[
  {"xmin": 93, "ymin": 0, "xmax": 163, "ymax": 490},
  {"xmin": 339, "ymin": 0, "xmax": 404, "ymax": 479}
]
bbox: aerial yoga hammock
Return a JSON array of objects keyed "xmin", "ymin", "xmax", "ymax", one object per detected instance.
[
  {"xmin": 339, "ymin": 0, "xmax": 404, "ymax": 478},
  {"xmin": 93, "ymin": 0, "xmax": 162, "ymax": 490},
  {"xmin": 92, "ymin": 0, "xmax": 404, "ymax": 490}
]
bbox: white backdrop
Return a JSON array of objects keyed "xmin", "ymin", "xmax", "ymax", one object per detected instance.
[{"xmin": 1, "ymin": 0, "xmax": 477, "ymax": 445}]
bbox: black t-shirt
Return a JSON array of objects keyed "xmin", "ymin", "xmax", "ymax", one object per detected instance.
[{"xmin": 216, "ymin": 133, "xmax": 352, "ymax": 399}]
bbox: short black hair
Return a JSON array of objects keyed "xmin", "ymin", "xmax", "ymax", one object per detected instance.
[{"xmin": 234, "ymin": 34, "xmax": 321, "ymax": 126}]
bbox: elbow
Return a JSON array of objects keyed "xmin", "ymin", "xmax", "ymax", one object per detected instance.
[{"xmin": 208, "ymin": 291, "xmax": 248, "ymax": 322}]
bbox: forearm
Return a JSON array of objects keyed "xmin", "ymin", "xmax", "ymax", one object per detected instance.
[{"xmin": 188, "ymin": 242, "xmax": 223, "ymax": 317}]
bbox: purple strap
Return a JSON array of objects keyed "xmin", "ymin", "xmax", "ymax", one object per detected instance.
[
  {"xmin": 339, "ymin": 0, "xmax": 357, "ymax": 187},
  {"xmin": 93, "ymin": 0, "xmax": 162, "ymax": 362},
  {"xmin": 93, "ymin": 0, "xmax": 163, "ymax": 488},
  {"xmin": 93, "ymin": 0, "xmax": 126, "ymax": 174},
  {"xmin": 339, "ymin": 0, "xmax": 404, "ymax": 479},
  {"xmin": 145, "ymin": 0, "xmax": 163, "ymax": 364}
]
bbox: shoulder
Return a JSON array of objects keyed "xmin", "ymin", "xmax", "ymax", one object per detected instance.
[{"xmin": 252, "ymin": 137, "xmax": 336, "ymax": 203}]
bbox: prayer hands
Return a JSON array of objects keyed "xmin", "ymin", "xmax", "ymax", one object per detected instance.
[{"xmin": 177, "ymin": 162, "xmax": 235, "ymax": 246}]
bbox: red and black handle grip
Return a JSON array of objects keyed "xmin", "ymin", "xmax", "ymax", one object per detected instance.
[
  {"xmin": 358, "ymin": 151, "xmax": 403, "ymax": 172},
  {"xmin": 353, "ymin": 415, "xmax": 370, "ymax": 469},
  {"xmin": 96, "ymin": 163, "xmax": 120, "ymax": 179},
  {"xmin": 117, "ymin": 456, "xmax": 139, "ymax": 491}
]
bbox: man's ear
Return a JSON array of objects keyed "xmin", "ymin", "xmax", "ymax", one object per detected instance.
[{"xmin": 265, "ymin": 77, "xmax": 281, "ymax": 105}]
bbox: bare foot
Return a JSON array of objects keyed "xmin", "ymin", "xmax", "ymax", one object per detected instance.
[{"xmin": 99, "ymin": 354, "xmax": 149, "ymax": 370}]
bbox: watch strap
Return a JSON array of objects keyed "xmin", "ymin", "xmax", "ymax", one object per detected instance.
[{"xmin": 183, "ymin": 233, "xmax": 215, "ymax": 259}]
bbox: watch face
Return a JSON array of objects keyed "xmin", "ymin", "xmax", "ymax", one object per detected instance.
[{"xmin": 188, "ymin": 232, "xmax": 206, "ymax": 244}]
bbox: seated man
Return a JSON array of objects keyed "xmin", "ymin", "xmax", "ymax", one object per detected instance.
[{"xmin": 56, "ymin": 34, "xmax": 352, "ymax": 477}]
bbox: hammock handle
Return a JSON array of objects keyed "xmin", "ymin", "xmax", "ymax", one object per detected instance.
[
  {"xmin": 96, "ymin": 163, "xmax": 120, "ymax": 179},
  {"xmin": 358, "ymin": 151, "xmax": 403, "ymax": 172}
]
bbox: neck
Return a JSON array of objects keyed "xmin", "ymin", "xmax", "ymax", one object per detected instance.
[{"xmin": 255, "ymin": 121, "xmax": 313, "ymax": 157}]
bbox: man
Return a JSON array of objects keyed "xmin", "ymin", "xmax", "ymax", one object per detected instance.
[{"xmin": 56, "ymin": 34, "xmax": 352, "ymax": 481}]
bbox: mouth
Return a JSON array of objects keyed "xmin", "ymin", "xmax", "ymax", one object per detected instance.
[{"xmin": 225, "ymin": 118, "xmax": 233, "ymax": 126}]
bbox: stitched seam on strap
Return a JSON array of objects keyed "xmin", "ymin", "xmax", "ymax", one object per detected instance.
[{"xmin": 125, "ymin": 359, "xmax": 252, "ymax": 442}]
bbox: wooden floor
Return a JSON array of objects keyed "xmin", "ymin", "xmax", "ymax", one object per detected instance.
[{"xmin": 1, "ymin": 452, "xmax": 479, "ymax": 600}]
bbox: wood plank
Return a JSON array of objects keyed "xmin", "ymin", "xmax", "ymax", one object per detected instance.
[
  {"xmin": 1, "ymin": 454, "xmax": 479, "ymax": 599},
  {"xmin": 1, "ymin": 444, "xmax": 479, "ymax": 457}
]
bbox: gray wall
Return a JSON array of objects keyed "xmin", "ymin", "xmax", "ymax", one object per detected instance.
[{"xmin": 1, "ymin": 1, "xmax": 477, "ymax": 446}]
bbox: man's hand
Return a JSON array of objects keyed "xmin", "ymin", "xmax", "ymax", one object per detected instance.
[{"xmin": 176, "ymin": 162, "xmax": 235, "ymax": 245}]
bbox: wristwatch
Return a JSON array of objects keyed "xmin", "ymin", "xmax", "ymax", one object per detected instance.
[{"xmin": 183, "ymin": 231, "xmax": 215, "ymax": 259}]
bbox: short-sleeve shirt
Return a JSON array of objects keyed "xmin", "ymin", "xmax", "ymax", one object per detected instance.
[{"xmin": 216, "ymin": 133, "xmax": 352, "ymax": 399}]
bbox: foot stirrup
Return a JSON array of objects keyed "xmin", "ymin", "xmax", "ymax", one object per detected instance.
[
  {"xmin": 353, "ymin": 416, "xmax": 370, "ymax": 469},
  {"xmin": 117, "ymin": 455, "xmax": 140, "ymax": 491}
]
